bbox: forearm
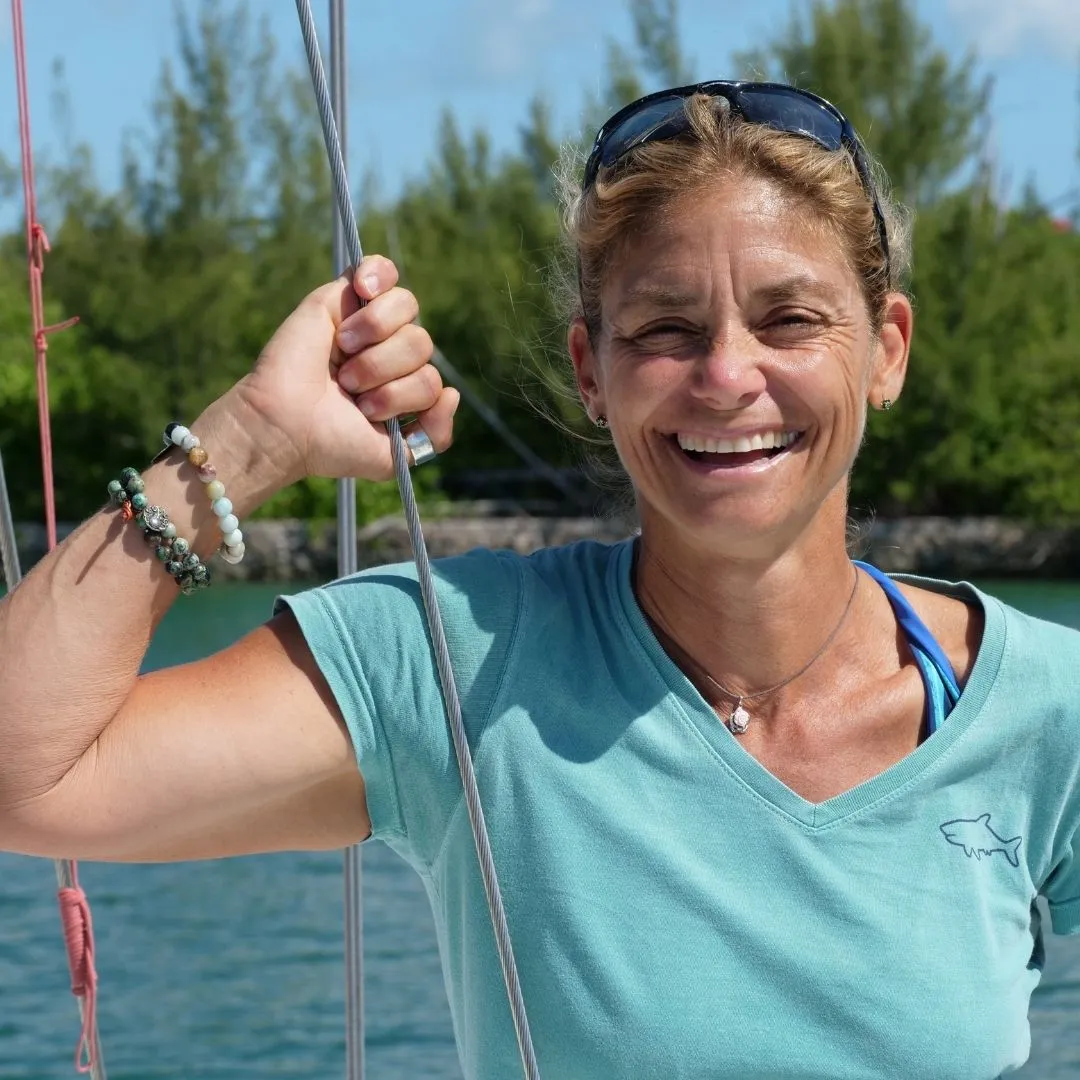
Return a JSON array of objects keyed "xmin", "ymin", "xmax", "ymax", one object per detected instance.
[{"xmin": 0, "ymin": 388, "xmax": 289, "ymax": 813}]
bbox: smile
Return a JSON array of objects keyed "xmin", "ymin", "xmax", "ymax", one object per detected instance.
[{"xmin": 672, "ymin": 429, "xmax": 803, "ymax": 471}]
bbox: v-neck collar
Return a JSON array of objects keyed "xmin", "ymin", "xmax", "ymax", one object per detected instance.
[{"xmin": 608, "ymin": 539, "xmax": 1008, "ymax": 830}]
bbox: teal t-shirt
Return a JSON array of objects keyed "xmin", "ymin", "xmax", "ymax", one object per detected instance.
[{"xmin": 276, "ymin": 539, "xmax": 1080, "ymax": 1080}]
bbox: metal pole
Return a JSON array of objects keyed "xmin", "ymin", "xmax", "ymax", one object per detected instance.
[{"xmin": 328, "ymin": 1, "xmax": 365, "ymax": 1077}]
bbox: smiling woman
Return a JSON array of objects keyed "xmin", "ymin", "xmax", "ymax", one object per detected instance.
[{"xmin": 0, "ymin": 80, "xmax": 1078, "ymax": 1080}]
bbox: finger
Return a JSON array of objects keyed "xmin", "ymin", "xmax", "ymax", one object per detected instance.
[
  {"xmin": 413, "ymin": 387, "xmax": 460, "ymax": 455},
  {"xmin": 353, "ymin": 364, "xmax": 444, "ymax": 422},
  {"xmin": 352, "ymin": 255, "xmax": 399, "ymax": 303},
  {"xmin": 335, "ymin": 287, "xmax": 421, "ymax": 355},
  {"xmin": 337, "ymin": 323, "xmax": 434, "ymax": 395}
]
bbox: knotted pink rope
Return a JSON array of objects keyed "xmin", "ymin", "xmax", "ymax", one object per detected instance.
[
  {"xmin": 58, "ymin": 876, "xmax": 99, "ymax": 1073},
  {"xmin": 11, "ymin": 0, "xmax": 98, "ymax": 1073}
]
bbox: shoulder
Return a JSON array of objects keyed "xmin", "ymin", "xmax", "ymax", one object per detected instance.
[
  {"xmin": 276, "ymin": 538, "xmax": 628, "ymax": 658},
  {"xmin": 895, "ymin": 575, "xmax": 1080, "ymax": 690}
]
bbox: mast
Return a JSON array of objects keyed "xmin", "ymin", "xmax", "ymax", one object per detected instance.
[{"xmin": 329, "ymin": 1, "xmax": 366, "ymax": 1076}]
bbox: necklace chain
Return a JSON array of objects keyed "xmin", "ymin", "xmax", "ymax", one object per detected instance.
[{"xmin": 649, "ymin": 566, "xmax": 861, "ymax": 734}]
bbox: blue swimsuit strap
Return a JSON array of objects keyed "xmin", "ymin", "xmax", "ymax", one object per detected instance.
[{"xmin": 853, "ymin": 560, "xmax": 961, "ymax": 734}]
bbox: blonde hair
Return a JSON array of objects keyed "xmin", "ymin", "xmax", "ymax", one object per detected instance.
[{"xmin": 557, "ymin": 93, "xmax": 912, "ymax": 339}]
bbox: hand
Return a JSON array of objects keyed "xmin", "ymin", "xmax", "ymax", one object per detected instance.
[{"xmin": 230, "ymin": 256, "xmax": 460, "ymax": 486}]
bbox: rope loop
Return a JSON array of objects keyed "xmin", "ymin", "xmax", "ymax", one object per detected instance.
[{"xmin": 57, "ymin": 883, "xmax": 99, "ymax": 1073}]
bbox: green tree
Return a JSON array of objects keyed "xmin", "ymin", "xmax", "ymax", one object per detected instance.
[{"xmin": 737, "ymin": 0, "xmax": 990, "ymax": 207}]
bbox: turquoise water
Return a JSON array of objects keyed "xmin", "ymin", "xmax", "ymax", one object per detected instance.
[{"xmin": 1, "ymin": 578, "xmax": 1079, "ymax": 1078}]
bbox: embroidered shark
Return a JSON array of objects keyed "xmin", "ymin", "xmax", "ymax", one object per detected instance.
[{"xmin": 939, "ymin": 814, "xmax": 1022, "ymax": 867}]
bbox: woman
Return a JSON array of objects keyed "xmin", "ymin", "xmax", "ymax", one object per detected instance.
[{"xmin": 1, "ymin": 81, "xmax": 1077, "ymax": 1079}]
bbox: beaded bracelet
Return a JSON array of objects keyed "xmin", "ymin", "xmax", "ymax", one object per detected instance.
[
  {"xmin": 161, "ymin": 422, "xmax": 246, "ymax": 565},
  {"xmin": 107, "ymin": 468, "xmax": 212, "ymax": 595}
]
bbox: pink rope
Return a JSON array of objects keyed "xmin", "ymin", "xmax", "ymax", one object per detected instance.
[
  {"xmin": 58, "ymin": 880, "xmax": 98, "ymax": 1073},
  {"xmin": 10, "ymin": 1, "xmax": 97, "ymax": 1073},
  {"xmin": 11, "ymin": 0, "xmax": 79, "ymax": 552}
]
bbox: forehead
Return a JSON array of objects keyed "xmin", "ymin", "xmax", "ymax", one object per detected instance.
[{"xmin": 603, "ymin": 177, "xmax": 859, "ymax": 309}]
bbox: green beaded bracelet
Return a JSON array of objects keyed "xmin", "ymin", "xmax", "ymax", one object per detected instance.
[{"xmin": 108, "ymin": 468, "xmax": 212, "ymax": 594}]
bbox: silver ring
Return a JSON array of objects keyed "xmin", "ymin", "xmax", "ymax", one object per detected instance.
[{"xmin": 401, "ymin": 420, "xmax": 437, "ymax": 467}]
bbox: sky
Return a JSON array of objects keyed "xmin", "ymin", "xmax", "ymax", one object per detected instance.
[{"xmin": 0, "ymin": 0, "xmax": 1078, "ymax": 228}]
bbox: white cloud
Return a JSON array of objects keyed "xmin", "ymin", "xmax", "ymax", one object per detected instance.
[
  {"xmin": 946, "ymin": 0, "xmax": 1080, "ymax": 58},
  {"xmin": 469, "ymin": 0, "xmax": 557, "ymax": 79}
]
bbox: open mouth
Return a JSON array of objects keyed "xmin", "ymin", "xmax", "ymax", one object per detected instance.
[{"xmin": 673, "ymin": 430, "xmax": 803, "ymax": 469}]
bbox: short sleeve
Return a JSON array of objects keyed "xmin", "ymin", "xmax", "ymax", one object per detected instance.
[
  {"xmin": 274, "ymin": 548, "xmax": 524, "ymax": 870},
  {"xmin": 1045, "ymin": 827, "xmax": 1080, "ymax": 936}
]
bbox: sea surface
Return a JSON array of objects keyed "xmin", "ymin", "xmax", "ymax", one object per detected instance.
[{"xmin": 2, "ymin": 578, "xmax": 1079, "ymax": 1078}]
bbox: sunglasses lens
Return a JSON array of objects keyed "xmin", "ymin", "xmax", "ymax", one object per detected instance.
[
  {"xmin": 736, "ymin": 88, "xmax": 844, "ymax": 150},
  {"xmin": 599, "ymin": 94, "xmax": 689, "ymax": 167}
]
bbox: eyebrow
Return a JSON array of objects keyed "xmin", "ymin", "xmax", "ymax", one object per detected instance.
[
  {"xmin": 614, "ymin": 283, "xmax": 705, "ymax": 313},
  {"xmin": 753, "ymin": 275, "xmax": 844, "ymax": 306},
  {"xmin": 614, "ymin": 274, "xmax": 845, "ymax": 316}
]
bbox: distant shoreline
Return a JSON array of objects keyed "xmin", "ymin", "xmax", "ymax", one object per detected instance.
[{"xmin": 12, "ymin": 515, "xmax": 1080, "ymax": 582}]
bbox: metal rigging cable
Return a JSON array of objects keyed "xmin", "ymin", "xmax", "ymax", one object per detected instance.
[{"xmin": 292, "ymin": 3, "xmax": 541, "ymax": 1077}]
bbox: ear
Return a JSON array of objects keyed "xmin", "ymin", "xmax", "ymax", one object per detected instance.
[
  {"xmin": 868, "ymin": 292, "xmax": 913, "ymax": 409},
  {"xmin": 568, "ymin": 318, "xmax": 605, "ymax": 422}
]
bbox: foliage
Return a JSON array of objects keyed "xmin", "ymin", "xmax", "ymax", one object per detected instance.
[{"xmin": 1, "ymin": 0, "xmax": 1078, "ymax": 527}]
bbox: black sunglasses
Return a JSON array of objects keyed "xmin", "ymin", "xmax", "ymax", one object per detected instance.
[{"xmin": 583, "ymin": 80, "xmax": 890, "ymax": 274}]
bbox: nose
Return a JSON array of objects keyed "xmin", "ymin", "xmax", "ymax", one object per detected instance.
[{"xmin": 689, "ymin": 335, "xmax": 768, "ymax": 410}]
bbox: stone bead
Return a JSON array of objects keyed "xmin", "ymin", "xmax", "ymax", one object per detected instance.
[
  {"xmin": 119, "ymin": 466, "xmax": 139, "ymax": 485},
  {"xmin": 218, "ymin": 513, "xmax": 239, "ymax": 535},
  {"xmin": 182, "ymin": 553, "xmax": 200, "ymax": 571},
  {"xmin": 205, "ymin": 480, "xmax": 226, "ymax": 501},
  {"xmin": 187, "ymin": 446, "xmax": 209, "ymax": 468},
  {"xmin": 155, "ymin": 545, "xmax": 171, "ymax": 562},
  {"xmin": 107, "ymin": 479, "xmax": 122, "ymax": 496},
  {"xmin": 124, "ymin": 476, "xmax": 145, "ymax": 496},
  {"xmin": 169, "ymin": 425, "xmax": 190, "ymax": 447},
  {"xmin": 171, "ymin": 537, "xmax": 190, "ymax": 556},
  {"xmin": 197, "ymin": 463, "xmax": 218, "ymax": 483},
  {"xmin": 178, "ymin": 574, "xmax": 196, "ymax": 594},
  {"xmin": 180, "ymin": 434, "xmax": 200, "ymax": 453},
  {"xmin": 165, "ymin": 560, "xmax": 183, "ymax": 577},
  {"xmin": 130, "ymin": 492, "xmax": 148, "ymax": 511},
  {"xmin": 222, "ymin": 528, "xmax": 243, "ymax": 548},
  {"xmin": 144, "ymin": 530, "xmax": 162, "ymax": 547},
  {"xmin": 211, "ymin": 497, "xmax": 233, "ymax": 519},
  {"xmin": 134, "ymin": 513, "xmax": 146, "ymax": 529},
  {"xmin": 162, "ymin": 523, "xmax": 177, "ymax": 540},
  {"xmin": 192, "ymin": 563, "xmax": 210, "ymax": 583},
  {"xmin": 111, "ymin": 488, "xmax": 129, "ymax": 507}
]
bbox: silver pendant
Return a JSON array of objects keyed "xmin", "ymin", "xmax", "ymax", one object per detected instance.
[{"xmin": 728, "ymin": 705, "xmax": 751, "ymax": 734}]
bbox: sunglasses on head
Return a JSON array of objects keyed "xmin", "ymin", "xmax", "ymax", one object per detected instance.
[{"xmin": 583, "ymin": 80, "xmax": 890, "ymax": 274}]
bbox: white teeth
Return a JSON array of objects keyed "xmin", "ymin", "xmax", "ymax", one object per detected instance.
[{"xmin": 676, "ymin": 430, "xmax": 799, "ymax": 454}]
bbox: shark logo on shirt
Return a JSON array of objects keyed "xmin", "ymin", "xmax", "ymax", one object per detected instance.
[{"xmin": 939, "ymin": 814, "xmax": 1022, "ymax": 867}]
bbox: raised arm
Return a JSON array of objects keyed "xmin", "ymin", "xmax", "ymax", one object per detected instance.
[{"xmin": 0, "ymin": 258, "xmax": 458, "ymax": 862}]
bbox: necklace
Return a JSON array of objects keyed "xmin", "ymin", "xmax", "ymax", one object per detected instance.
[{"xmin": 648, "ymin": 566, "xmax": 860, "ymax": 734}]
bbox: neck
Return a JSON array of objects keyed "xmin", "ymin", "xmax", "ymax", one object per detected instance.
[{"xmin": 633, "ymin": 497, "xmax": 860, "ymax": 705}]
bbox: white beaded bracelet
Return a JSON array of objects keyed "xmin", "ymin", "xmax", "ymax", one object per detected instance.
[{"xmin": 163, "ymin": 422, "xmax": 246, "ymax": 564}]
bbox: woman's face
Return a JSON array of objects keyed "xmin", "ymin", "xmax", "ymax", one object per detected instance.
[{"xmin": 570, "ymin": 175, "xmax": 910, "ymax": 556}]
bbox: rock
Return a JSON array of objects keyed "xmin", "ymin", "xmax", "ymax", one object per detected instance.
[{"xmin": 9, "ymin": 515, "xmax": 1080, "ymax": 584}]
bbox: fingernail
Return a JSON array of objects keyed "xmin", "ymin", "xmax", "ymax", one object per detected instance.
[
  {"xmin": 338, "ymin": 368, "xmax": 359, "ymax": 393},
  {"xmin": 362, "ymin": 274, "xmax": 380, "ymax": 296},
  {"xmin": 356, "ymin": 397, "xmax": 377, "ymax": 418},
  {"xmin": 337, "ymin": 330, "xmax": 359, "ymax": 352}
]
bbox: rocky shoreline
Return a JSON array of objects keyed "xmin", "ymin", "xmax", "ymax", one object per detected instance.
[{"xmin": 10, "ymin": 514, "xmax": 1080, "ymax": 582}]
